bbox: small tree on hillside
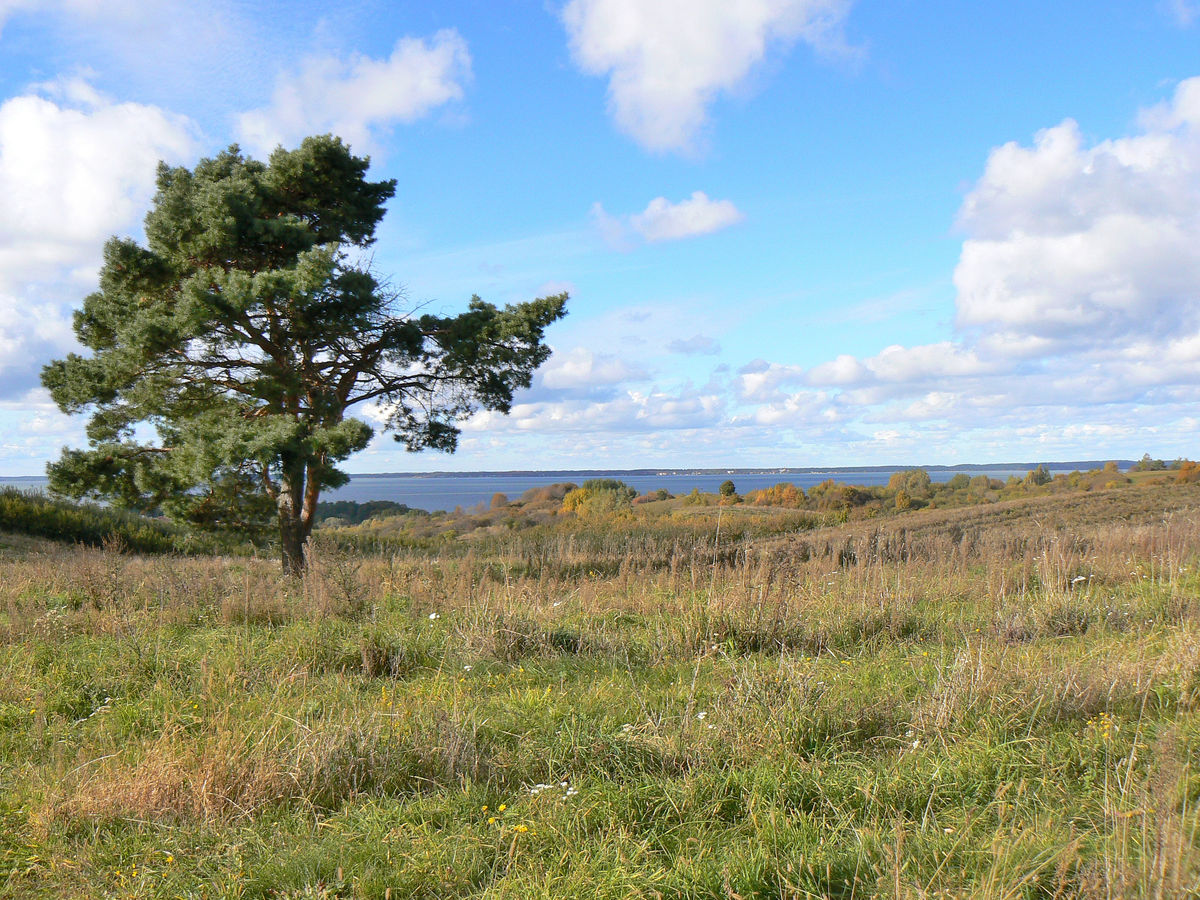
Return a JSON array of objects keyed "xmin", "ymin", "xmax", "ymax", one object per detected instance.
[
  {"xmin": 1025, "ymin": 465, "xmax": 1051, "ymax": 487},
  {"xmin": 42, "ymin": 136, "xmax": 566, "ymax": 572}
]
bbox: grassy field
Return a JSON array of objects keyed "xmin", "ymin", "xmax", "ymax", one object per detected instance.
[{"xmin": 1, "ymin": 483, "xmax": 1199, "ymax": 898}]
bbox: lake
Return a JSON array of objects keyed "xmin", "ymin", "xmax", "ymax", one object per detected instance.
[{"xmin": 0, "ymin": 462, "xmax": 1113, "ymax": 512}]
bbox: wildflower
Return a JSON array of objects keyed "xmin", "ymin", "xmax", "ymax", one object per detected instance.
[
  {"xmin": 481, "ymin": 805, "xmax": 488, "ymax": 812},
  {"xmin": 488, "ymin": 817, "xmax": 496, "ymax": 824},
  {"xmin": 463, "ymin": 665, "xmax": 473, "ymax": 671},
  {"xmin": 498, "ymin": 804, "xmax": 506, "ymax": 812},
  {"xmin": 428, "ymin": 612, "xmax": 440, "ymax": 620},
  {"xmin": 696, "ymin": 711, "xmax": 707, "ymax": 720},
  {"xmin": 515, "ymin": 824, "xmax": 528, "ymax": 833}
]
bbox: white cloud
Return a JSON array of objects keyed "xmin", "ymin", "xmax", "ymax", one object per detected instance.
[
  {"xmin": 728, "ymin": 77, "xmax": 1200, "ymax": 452},
  {"xmin": 592, "ymin": 191, "xmax": 744, "ymax": 248},
  {"xmin": 538, "ymin": 347, "xmax": 648, "ymax": 390},
  {"xmin": 631, "ymin": 191, "xmax": 745, "ymax": 241},
  {"xmin": 562, "ymin": 0, "xmax": 852, "ymax": 153},
  {"xmin": 0, "ymin": 84, "xmax": 196, "ymax": 274},
  {"xmin": 806, "ymin": 353, "xmax": 867, "ymax": 386},
  {"xmin": 954, "ymin": 87, "xmax": 1200, "ymax": 350},
  {"xmin": 809, "ymin": 342, "xmax": 993, "ymax": 387},
  {"xmin": 236, "ymin": 29, "xmax": 471, "ymax": 155},
  {"xmin": 465, "ymin": 386, "xmax": 725, "ymax": 435},
  {"xmin": 0, "ymin": 82, "xmax": 197, "ymax": 401},
  {"xmin": 748, "ymin": 389, "xmax": 838, "ymax": 426},
  {"xmin": 735, "ymin": 359, "xmax": 806, "ymax": 401}
]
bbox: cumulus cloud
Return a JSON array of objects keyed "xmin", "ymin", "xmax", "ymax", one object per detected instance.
[
  {"xmin": 465, "ymin": 386, "xmax": 725, "ymax": 436},
  {"xmin": 236, "ymin": 29, "xmax": 471, "ymax": 155},
  {"xmin": 562, "ymin": 0, "xmax": 852, "ymax": 153},
  {"xmin": 592, "ymin": 191, "xmax": 744, "ymax": 248},
  {"xmin": 727, "ymin": 77, "xmax": 1200, "ymax": 454},
  {"xmin": 632, "ymin": 191, "xmax": 745, "ymax": 241},
  {"xmin": 808, "ymin": 342, "xmax": 994, "ymax": 388},
  {"xmin": 735, "ymin": 359, "xmax": 806, "ymax": 401},
  {"xmin": 747, "ymin": 389, "xmax": 839, "ymax": 427},
  {"xmin": 954, "ymin": 110, "xmax": 1200, "ymax": 349},
  {"xmin": 537, "ymin": 347, "xmax": 649, "ymax": 390},
  {"xmin": 0, "ymin": 390, "xmax": 87, "ymax": 473},
  {"xmin": 943, "ymin": 78, "xmax": 1200, "ymax": 397},
  {"xmin": 0, "ymin": 81, "xmax": 197, "ymax": 400}
]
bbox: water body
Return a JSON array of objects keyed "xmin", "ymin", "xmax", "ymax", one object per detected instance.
[{"xmin": 0, "ymin": 462, "xmax": 1117, "ymax": 513}]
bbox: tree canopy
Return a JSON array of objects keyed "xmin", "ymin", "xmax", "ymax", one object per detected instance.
[{"xmin": 42, "ymin": 135, "xmax": 566, "ymax": 572}]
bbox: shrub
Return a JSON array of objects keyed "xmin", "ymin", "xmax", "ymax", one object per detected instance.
[{"xmin": 0, "ymin": 488, "xmax": 185, "ymax": 553}]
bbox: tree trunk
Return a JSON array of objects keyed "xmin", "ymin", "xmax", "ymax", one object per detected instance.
[
  {"xmin": 279, "ymin": 508, "xmax": 306, "ymax": 575},
  {"xmin": 278, "ymin": 461, "xmax": 310, "ymax": 575}
]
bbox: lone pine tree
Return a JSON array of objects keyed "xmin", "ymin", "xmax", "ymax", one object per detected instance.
[{"xmin": 42, "ymin": 136, "xmax": 566, "ymax": 573}]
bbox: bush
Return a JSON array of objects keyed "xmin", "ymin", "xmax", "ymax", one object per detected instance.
[
  {"xmin": 0, "ymin": 488, "xmax": 186, "ymax": 553},
  {"xmin": 562, "ymin": 480, "xmax": 638, "ymax": 517},
  {"xmin": 313, "ymin": 500, "xmax": 420, "ymax": 525},
  {"xmin": 745, "ymin": 483, "xmax": 805, "ymax": 508}
]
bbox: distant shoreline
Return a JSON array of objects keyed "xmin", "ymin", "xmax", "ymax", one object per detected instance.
[
  {"xmin": 326, "ymin": 459, "xmax": 1134, "ymax": 479},
  {"xmin": 0, "ymin": 460, "xmax": 1136, "ymax": 481}
]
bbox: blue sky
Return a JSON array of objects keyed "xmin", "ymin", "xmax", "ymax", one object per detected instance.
[{"xmin": 1, "ymin": 0, "xmax": 1198, "ymax": 474}]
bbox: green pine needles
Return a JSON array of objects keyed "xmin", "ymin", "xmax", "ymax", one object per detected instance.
[{"xmin": 41, "ymin": 135, "xmax": 566, "ymax": 573}]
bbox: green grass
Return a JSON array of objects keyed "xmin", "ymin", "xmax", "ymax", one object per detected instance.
[{"xmin": 0, "ymin": 485, "xmax": 1198, "ymax": 897}]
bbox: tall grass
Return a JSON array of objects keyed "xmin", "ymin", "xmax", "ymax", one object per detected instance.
[{"xmin": 0, "ymin": 483, "xmax": 1197, "ymax": 897}]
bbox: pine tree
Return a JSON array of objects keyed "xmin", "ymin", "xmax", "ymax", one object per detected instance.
[{"xmin": 42, "ymin": 136, "xmax": 566, "ymax": 572}]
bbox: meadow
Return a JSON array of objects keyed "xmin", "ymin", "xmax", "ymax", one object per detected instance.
[{"xmin": 0, "ymin": 478, "xmax": 1198, "ymax": 898}]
